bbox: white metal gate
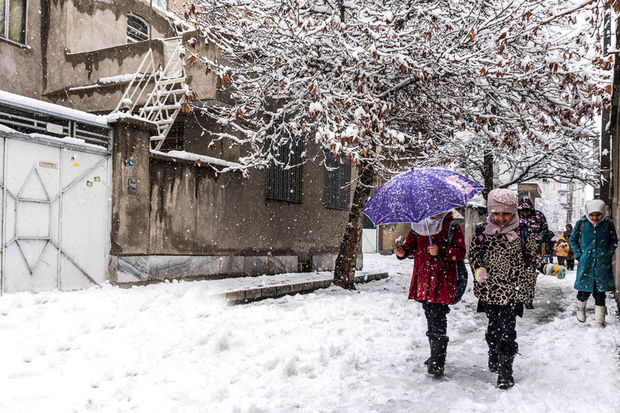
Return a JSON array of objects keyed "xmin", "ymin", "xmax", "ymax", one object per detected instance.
[
  {"xmin": 362, "ymin": 228, "xmax": 378, "ymax": 253},
  {"xmin": 0, "ymin": 136, "xmax": 111, "ymax": 293}
]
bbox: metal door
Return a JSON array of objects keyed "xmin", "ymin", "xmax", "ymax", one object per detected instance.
[{"xmin": 1, "ymin": 136, "xmax": 111, "ymax": 293}]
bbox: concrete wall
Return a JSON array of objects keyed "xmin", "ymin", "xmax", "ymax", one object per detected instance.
[
  {"xmin": 43, "ymin": 0, "xmax": 179, "ymax": 111},
  {"xmin": 64, "ymin": 0, "xmax": 172, "ymax": 54},
  {"xmin": 109, "ymin": 117, "xmax": 154, "ymax": 255},
  {"xmin": 182, "ymin": 31, "xmax": 218, "ymax": 101},
  {"xmin": 0, "ymin": 0, "xmax": 44, "ymax": 97},
  {"xmin": 109, "ymin": 118, "xmax": 352, "ymax": 281},
  {"xmin": 45, "ymin": 40, "xmax": 166, "ymax": 110},
  {"xmin": 1, "ymin": 0, "xmax": 181, "ymax": 112}
]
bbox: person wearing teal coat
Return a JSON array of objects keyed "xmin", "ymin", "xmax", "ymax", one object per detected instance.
[{"xmin": 569, "ymin": 199, "xmax": 618, "ymax": 327}]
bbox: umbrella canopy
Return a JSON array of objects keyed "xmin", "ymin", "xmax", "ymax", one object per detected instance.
[{"xmin": 363, "ymin": 167, "xmax": 484, "ymax": 226}]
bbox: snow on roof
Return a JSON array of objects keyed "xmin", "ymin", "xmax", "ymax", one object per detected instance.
[
  {"xmin": 151, "ymin": 149, "xmax": 243, "ymax": 170},
  {"xmin": 0, "ymin": 125, "xmax": 109, "ymax": 153},
  {"xmin": 0, "ymin": 90, "xmax": 109, "ymax": 128}
]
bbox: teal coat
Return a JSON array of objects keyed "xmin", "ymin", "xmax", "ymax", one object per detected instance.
[{"xmin": 569, "ymin": 217, "xmax": 618, "ymax": 292}]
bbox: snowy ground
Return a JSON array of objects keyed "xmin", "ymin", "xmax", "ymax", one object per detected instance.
[{"xmin": 0, "ymin": 254, "xmax": 618, "ymax": 413}]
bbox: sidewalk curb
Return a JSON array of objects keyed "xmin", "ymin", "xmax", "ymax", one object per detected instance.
[{"xmin": 225, "ymin": 272, "xmax": 389, "ymax": 305}]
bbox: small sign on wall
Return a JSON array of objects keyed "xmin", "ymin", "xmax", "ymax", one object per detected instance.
[
  {"xmin": 46, "ymin": 123, "xmax": 64, "ymax": 135},
  {"xmin": 39, "ymin": 161, "xmax": 57, "ymax": 169}
]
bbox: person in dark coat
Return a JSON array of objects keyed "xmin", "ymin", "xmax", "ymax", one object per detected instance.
[
  {"xmin": 570, "ymin": 200, "xmax": 618, "ymax": 327},
  {"xmin": 563, "ymin": 224, "xmax": 575, "ymax": 270},
  {"xmin": 468, "ymin": 189, "xmax": 564, "ymax": 389},
  {"xmin": 394, "ymin": 212, "xmax": 466, "ymax": 377},
  {"xmin": 518, "ymin": 196, "xmax": 551, "ymax": 308}
]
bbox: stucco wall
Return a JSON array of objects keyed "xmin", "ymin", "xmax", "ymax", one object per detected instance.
[
  {"xmin": 110, "ymin": 117, "xmax": 154, "ymax": 255},
  {"xmin": 0, "ymin": 0, "xmax": 44, "ymax": 97},
  {"xmin": 110, "ymin": 117, "xmax": 351, "ymax": 264},
  {"xmin": 43, "ymin": 0, "xmax": 179, "ymax": 111},
  {"xmin": 148, "ymin": 151, "xmax": 350, "ymax": 261},
  {"xmin": 45, "ymin": 40, "xmax": 166, "ymax": 110},
  {"xmin": 64, "ymin": 0, "xmax": 172, "ymax": 54}
]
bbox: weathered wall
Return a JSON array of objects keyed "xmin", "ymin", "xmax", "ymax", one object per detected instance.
[
  {"xmin": 379, "ymin": 224, "xmax": 410, "ymax": 253},
  {"xmin": 65, "ymin": 0, "xmax": 172, "ymax": 54},
  {"xmin": 45, "ymin": 40, "xmax": 166, "ymax": 110},
  {"xmin": 0, "ymin": 0, "xmax": 44, "ymax": 97},
  {"xmin": 182, "ymin": 31, "xmax": 218, "ymax": 100},
  {"xmin": 43, "ymin": 0, "xmax": 178, "ymax": 111},
  {"xmin": 109, "ymin": 117, "xmax": 154, "ymax": 255},
  {"xmin": 147, "ymin": 149, "xmax": 350, "ymax": 261}
]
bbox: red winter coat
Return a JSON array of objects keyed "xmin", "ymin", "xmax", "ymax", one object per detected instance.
[{"xmin": 400, "ymin": 214, "xmax": 466, "ymax": 304}]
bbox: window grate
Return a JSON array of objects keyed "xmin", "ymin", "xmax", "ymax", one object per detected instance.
[
  {"xmin": 323, "ymin": 153, "xmax": 351, "ymax": 210},
  {"xmin": 127, "ymin": 14, "xmax": 149, "ymax": 43},
  {"xmin": 265, "ymin": 141, "xmax": 303, "ymax": 203}
]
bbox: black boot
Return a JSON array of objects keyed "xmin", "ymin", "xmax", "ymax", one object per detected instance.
[
  {"xmin": 485, "ymin": 333, "xmax": 499, "ymax": 373},
  {"xmin": 427, "ymin": 334, "xmax": 449, "ymax": 377},
  {"xmin": 497, "ymin": 341, "xmax": 518, "ymax": 389},
  {"xmin": 424, "ymin": 335, "xmax": 432, "ymax": 367}
]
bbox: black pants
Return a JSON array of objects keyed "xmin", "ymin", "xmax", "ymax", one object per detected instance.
[
  {"xmin": 483, "ymin": 303, "xmax": 519, "ymax": 353},
  {"xmin": 566, "ymin": 259, "xmax": 575, "ymax": 270},
  {"xmin": 577, "ymin": 290, "xmax": 606, "ymax": 306},
  {"xmin": 422, "ymin": 301, "xmax": 450, "ymax": 337}
]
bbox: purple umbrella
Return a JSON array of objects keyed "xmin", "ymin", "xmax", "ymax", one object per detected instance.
[{"xmin": 363, "ymin": 167, "xmax": 484, "ymax": 226}]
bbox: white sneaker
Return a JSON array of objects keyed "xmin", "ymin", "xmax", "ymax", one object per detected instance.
[{"xmin": 576, "ymin": 300, "xmax": 586, "ymax": 323}]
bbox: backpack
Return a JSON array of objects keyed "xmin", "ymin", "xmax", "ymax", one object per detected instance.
[
  {"xmin": 474, "ymin": 222, "xmax": 533, "ymax": 270},
  {"xmin": 449, "ymin": 221, "xmax": 468, "ymax": 305}
]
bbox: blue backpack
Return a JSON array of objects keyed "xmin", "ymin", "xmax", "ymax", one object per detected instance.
[{"xmin": 449, "ymin": 221, "xmax": 468, "ymax": 305}]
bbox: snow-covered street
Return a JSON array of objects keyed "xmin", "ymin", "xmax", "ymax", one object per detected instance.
[{"xmin": 0, "ymin": 253, "xmax": 618, "ymax": 413}]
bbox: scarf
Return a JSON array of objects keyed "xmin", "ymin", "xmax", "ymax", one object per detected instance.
[
  {"xmin": 484, "ymin": 212, "xmax": 519, "ymax": 242},
  {"xmin": 411, "ymin": 212, "xmax": 449, "ymax": 236},
  {"xmin": 585, "ymin": 199, "xmax": 607, "ymax": 227}
]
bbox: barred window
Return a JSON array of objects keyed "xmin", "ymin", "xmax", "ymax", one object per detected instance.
[
  {"xmin": 323, "ymin": 154, "xmax": 351, "ymax": 210},
  {"xmin": 127, "ymin": 14, "xmax": 149, "ymax": 44},
  {"xmin": 265, "ymin": 141, "xmax": 303, "ymax": 203},
  {"xmin": 0, "ymin": 0, "xmax": 27, "ymax": 44},
  {"xmin": 158, "ymin": 121, "xmax": 184, "ymax": 152}
]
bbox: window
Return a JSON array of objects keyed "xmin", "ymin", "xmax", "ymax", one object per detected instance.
[
  {"xmin": 127, "ymin": 14, "xmax": 149, "ymax": 43},
  {"xmin": 265, "ymin": 141, "xmax": 303, "ymax": 203},
  {"xmin": 158, "ymin": 121, "xmax": 184, "ymax": 152},
  {"xmin": 323, "ymin": 154, "xmax": 351, "ymax": 210},
  {"xmin": 1, "ymin": 0, "xmax": 27, "ymax": 44}
]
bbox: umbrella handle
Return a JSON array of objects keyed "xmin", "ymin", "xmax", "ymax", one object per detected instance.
[{"xmin": 425, "ymin": 219, "xmax": 433, "ymax": 245}]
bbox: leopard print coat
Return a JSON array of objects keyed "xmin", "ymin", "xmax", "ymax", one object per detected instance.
[{"xmin": 468, "ymin": 231, "xmax": 546, "ymax": 306}]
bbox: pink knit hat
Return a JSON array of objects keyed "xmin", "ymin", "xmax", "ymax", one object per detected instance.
[{"xmin": 487, "ymin": 189, "xmax": 518, "ymax": 214}]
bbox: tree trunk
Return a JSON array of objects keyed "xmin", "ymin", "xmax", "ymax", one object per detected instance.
[
  {"xmin": 482, "ymin": 151, "xmax": 494, "ymax": 201},
  {"xmin": 333, "ymin": 166, "xmax": 375, "ymax": 290}
]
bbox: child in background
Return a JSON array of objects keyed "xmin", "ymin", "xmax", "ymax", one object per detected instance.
[
  {"xmin": 553, "ymin": 236, "xmax": 570, "ymax": 266},
  {"xmin": 394, "ymin": 211, "xmax": 466, "ymax": 378},
  {"xmin": 570, "ymin": 200, "xmax": 618, "ymax": 327},
  {"xmin": 468, "ymin": 189, "xmax": 565, "ymax": 389}
]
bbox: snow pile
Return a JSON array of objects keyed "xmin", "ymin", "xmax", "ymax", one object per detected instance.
[{"xmin": 0, "ymin": 254, "xmax": 618, "ymax": 412}]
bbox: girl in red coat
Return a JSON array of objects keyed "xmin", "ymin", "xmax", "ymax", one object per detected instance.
[{"xmin": 394, "ymin": 211, "xmax": 466, "ymax": 377}]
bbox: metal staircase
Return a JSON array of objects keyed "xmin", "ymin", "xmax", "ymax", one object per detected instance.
[{"xmin": 113, "ymin": 37, "xmax": 187, "ymax": 151}]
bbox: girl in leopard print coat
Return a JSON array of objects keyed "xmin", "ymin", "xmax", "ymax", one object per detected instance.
[{"xmin": 467, "ymin": 189, "xmax": 560, "ymax": 390}]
